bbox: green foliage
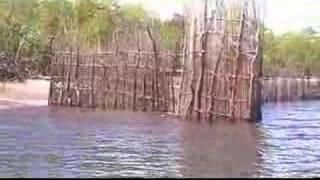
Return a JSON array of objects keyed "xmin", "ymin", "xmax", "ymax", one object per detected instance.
[
  {"xmin": 119, "ymin": 3, "xmax": 146, "ymax": 23},
  {"xmin": 0, "ymin": 0, "xmax": 185, "ymax": 78},
  {"xmin": 0, "ymin": 0, "xmax": 39, "ymax": 55},
  {"xmin": 1, "ymin": 0, "xmax": 318, "ymax": 79},
  {"xmin": 263, "ymin": 27, "xmax": 320, "ymax": 76}
]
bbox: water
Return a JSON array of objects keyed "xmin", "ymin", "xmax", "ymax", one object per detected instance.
[
  {"xmin": 257, "ymin": 101, "xmax": 320, "ymax": 177},
  {"xmin": 0, "ymin": 101, "xmax": 319, "ymax": 177}
]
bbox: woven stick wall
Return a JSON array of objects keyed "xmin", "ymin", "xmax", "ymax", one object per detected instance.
[
  {"xmin": 48, "ymin": 0, "xmax": 264, "ymax": 122},
  {"xmin": 49, "ymin": 24, "xmax": 181, "ymax": 113},
  {"xmin": 261, "ymin": 77, "xmax": 320, "ymax": 102},
  {"xmin": 179, "ymin": 0, "xmax": 263, "ymax": 121}
]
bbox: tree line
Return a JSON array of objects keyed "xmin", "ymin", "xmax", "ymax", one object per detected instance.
[
  {"xmin": 0, "ymin": 0, "xmax": 319, "ymax": 81},
  {"xmin": 263, "ymin": 27, "xmax": 320, "ymax": 77},
  {"xmin": 0, "ymin": 0, "xmax": 184, "ymax": 81}
]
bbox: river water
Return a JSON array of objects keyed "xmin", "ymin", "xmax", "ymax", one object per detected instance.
[{"xmin": 0, "ymin": 98, "xmax": 319, "ymax": 177}]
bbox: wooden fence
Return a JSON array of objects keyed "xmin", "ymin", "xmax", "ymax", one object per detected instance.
[
  {"xmin": 48, "ymin": 0, "xmax": 264, "ymax": 122},
  {"xmin": 179, "ymin": 0, "xmax": 263, "ymax": 121},
  {"xmin": 261, "ymin": 77, "xmax": 320, "ymax": 103},
  {"xmin": 49, "ymin": 51, "xmax": 181, "ymax": 113}
]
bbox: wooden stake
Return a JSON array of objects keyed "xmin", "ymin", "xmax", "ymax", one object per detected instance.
[
  {"xmin": 196, "ymin": 0, "xmax": 209, "ymax": 121},
  {"xmin": 90, "ymin": 56, "xmax": 96, "ymax": 108},
  {"xmin": 229, "ymin": 6, "xmax": 245, "ymax": 120}
]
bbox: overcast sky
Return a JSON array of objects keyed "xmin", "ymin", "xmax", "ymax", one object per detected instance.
[{"xmin": 121, "ymin": 0, "xmax": 320, "ymax": 34}]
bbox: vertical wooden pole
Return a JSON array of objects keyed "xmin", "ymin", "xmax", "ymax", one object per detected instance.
[
  {"xmin": 75, "ymin": 49, "xmax": 81, "ymax": 106},
  {"xmin": 247, "ymin": 21, "xmax": 260, "ymax": 120},
  {"xmin": 48, "ymin": 53, "xmax": 55, "ymax": 105},
  {"xmin": 75, "ymin": 49, "xmax": 80, "ymax": 79},
  {"xmin": 171, "ymin": 54, "xmax": 176, "ymax": 113},
  {"xmin": 134, "ymin": 29, "xmax": 142, "ymax": 111},
  {"xmin": 208, "ymin": 39, "xmax": 225, "ymax": 121},
  {"xmin": 133, "ymin": 53, "xmax": 138, "ymax": 111},
  {"xmin": 143, "ymin": 68, "xmax": 147, "ymax": 111},
  {"xmin": 151, "ymin": 61, "xmax": 155, "ymax": 110},
  {"xmin": 113, "ymin": 31, "xmax": 120, "ymax": 110},
  {"xmin": 66, "ymin": 50, "xmax": 72, "ymax": 105},
  {"xmin": 102, "ymin": 65, "xmax": 107, "ymax": 109},
  {"xmin": 229, "ymin": 6, "xmax": 245, "ymax": 120},
  {"xmin": 90, "ymin": 55, "xmax": 96, "ymax": 107},
  {"xmin": 186, "ymin": 17, "xmax": 198, "ymax": 119},
  {"xmin": 253, "ymin": 33, "xmax": 263, "ymax": 121},
  {"xmin": 196, "ymin": 0, "xmax": 209, "ymax": 121},
  {"xmin": 122, "ymin": 53, "xmax": 127, "ymax": 110},
  {"xmin": 146, "ymin": 26, "xmax": 159, "ymax": 111},
  {"xmin": 301, "ymin": 76, "xmax": 305, "ymax": 100},
  {"xmin": 59, "ymin": 55, "xmax": 65, "ymax": 105},
  {"xmin": 178, "ymin": 20, "xmax": 188, "ymax": 115}
]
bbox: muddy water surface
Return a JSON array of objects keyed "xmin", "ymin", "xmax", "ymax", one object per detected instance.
[{"xmin": 0, "ymin": 80, "xmax": 319, "ymax": 177}]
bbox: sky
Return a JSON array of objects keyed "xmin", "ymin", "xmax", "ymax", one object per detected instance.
[{"xmin": 120, "ymin": 0, "xmax": 320, "ymax": 34}]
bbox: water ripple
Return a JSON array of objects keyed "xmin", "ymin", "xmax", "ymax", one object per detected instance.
[
  {"xmin": 257, "ymin": 100, "xmax": 320, "ymax": 177},
  {"xmin": 0, "ymin": 101, "xmax": 319, "ymax": 177}
]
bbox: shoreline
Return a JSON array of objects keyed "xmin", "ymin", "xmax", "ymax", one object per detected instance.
[
  {"xmin": 0, "ymin": 79, "xmax": 50, "ymax": 109},
  {"xmin": 1, "ymin": 77, "xmax": 320, "ymax": 109}
]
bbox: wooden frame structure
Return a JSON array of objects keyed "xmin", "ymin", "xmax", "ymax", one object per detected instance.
[
  {"xmin": 49, "ymin": 50, "xmax": 180, "ymax": 113},
  {"xmin": 49, "ymin": 0, "xmax": 263, "ymax": 122},
  {"xmin": 179, "ymin": 0, "xmax": 263, "ymax": 121}
]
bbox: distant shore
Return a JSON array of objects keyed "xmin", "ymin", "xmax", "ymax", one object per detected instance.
[
  {"xmin": 1, "ymin": 76, "xmax": 320, "ymax": 110},
  {"xmin": 0, "ymin": 78, "xmax": 50, "ymax": 108}
]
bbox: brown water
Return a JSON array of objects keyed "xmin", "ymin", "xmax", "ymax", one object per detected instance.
[
  {"xmin": 0, "ymin": 102, "xmax": 319, "ymax": 178},
  {"xmin": 0, "ymin": 81, "xmax": 320, "ymax": 177}
]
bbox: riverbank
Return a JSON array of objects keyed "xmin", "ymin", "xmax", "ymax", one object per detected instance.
[
  {"xmin": 1, "ymin": 77, "xmax": 320, "ymax": 110},
  {"xmin": 0, "ymin": 78, "xmax": 49, "ymax": 108}
]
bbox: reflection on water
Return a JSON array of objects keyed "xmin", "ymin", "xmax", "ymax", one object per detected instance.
[{"xmin": 0, "ymin": 100, "xmax": 319, "ymax": 177}]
